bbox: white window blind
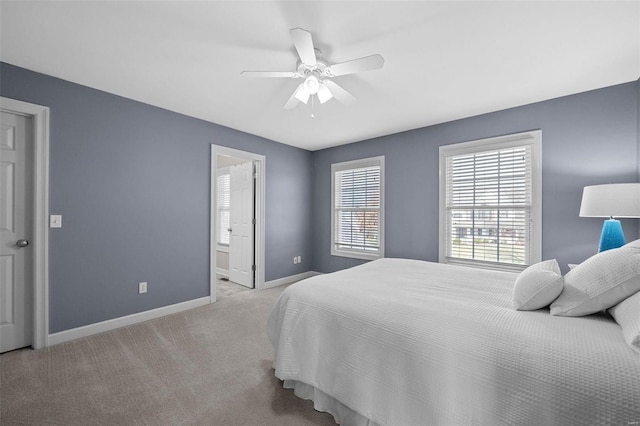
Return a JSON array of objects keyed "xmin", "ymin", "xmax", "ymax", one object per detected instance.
[
  {"xmin": 332, "ymin": 157, "xmax": 385, "ymax": 260},
  {"xmin": 217, "ymin": 171, "xmax": 230, "ymax": 245},
  {"xmin": 439, "ymin": 131, "xmax": 541, "ymax": 271}
]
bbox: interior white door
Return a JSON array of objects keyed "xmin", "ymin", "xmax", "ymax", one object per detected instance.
[
  {"xmin": 229, "ymin": 161, "xmax": 254, "ymax": 288},
  {"xmin": 0, "ymin": 110, "xmax": 34, "ymax": 353}
]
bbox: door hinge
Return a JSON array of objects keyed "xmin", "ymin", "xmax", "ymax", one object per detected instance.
[
  {"xmin": 252, "ymin": 218, "xmax": 256, "ymax": 225},
  {"xmin": 252, "ymin": 265, "xmax": 256, "ymax": 272}
]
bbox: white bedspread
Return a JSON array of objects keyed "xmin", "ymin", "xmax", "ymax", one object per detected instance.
[{"xmin": 267, "ymin": 258, "xmax": 640, "ymax": 426}]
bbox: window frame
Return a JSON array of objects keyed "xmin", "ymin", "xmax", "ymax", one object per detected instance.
[
  {"xmin": 216, "ymin": 167, "xmax": 231, "ymax": 251},
  {"xmin": 438, "ymin": 130, "xmax": 542, "ymax": 272},
  {"xmin": 331, "ymin": 156, "xmax": 385, "ymax": 261}
]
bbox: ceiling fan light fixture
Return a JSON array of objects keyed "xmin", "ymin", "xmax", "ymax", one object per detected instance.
[
  {"xmin": 317, "ymin": 83, "xmax": 333, "ymax": 104},
  {"xmin": 303, "ymin": 75, "xmax": 320, "ymax": 94},
  {"xmin": 294, "ymin": 85, "xmax": 310, "ymax": 104}
]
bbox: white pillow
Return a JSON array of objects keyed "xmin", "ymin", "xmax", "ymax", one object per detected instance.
[
  {"xmin": 550, "ymin": 245, "xmax": 640, "ymax": 316},
  {"xmin": 512, "ymin": 259, "xmax": 563, "ymax": 310},
  {"xmin": 608, "ymin": 290, "xmax": 640, "ymax": 352}
]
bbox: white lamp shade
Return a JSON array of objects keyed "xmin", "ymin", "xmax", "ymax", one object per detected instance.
[
  {"xmin": 579, "ymin": 183, "xmax": 640, "ymax": 218},
  {"xmin": 317, "ymin": 83, "xmax": 333, "ymax": 104},
  {"xmin": 293, "ymin": 85, "xmax": 310, "ymax": 104}
]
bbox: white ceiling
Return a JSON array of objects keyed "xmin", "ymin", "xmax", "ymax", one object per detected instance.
[{"xmin": 1, "ymin": 1, "xmax": 638, "ymax": 151}]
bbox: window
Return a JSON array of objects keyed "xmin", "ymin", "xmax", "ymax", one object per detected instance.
[
  {"xmin": 332, "ymin": 156, "xmax": 385, "ymax": 260},
  {"xmin": 439, "ymin": 131, "xmax": 541, "ymax": 271},
  {"xmin": 216, "ymin": 169, "xmax": 231, "ymax": 246}
]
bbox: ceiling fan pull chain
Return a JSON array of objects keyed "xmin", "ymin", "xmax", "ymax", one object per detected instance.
[{"xmin": 311, "ymin": 95, "xmax": 315, "ymax": 118}]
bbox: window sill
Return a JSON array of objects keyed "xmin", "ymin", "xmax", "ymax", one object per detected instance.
[
  {"xmin": 331, "ymin": 249, "xmax": 383, "ymax": 261},
  {"xmin": 442, "ymin": 257, "xmax": 527, "ymax": 273}
]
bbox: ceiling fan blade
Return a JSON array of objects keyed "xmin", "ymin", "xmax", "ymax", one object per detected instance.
[
  {"xmin": 241, "ymin": 71, "xmax": 298, "ymax": 78},
  {"xmin": 290, "ymin": 28, "xmax": 317, "ymax": 66},
  {"xmin": 323, "ymin": 80, "xmax": 356, "ymax": 106},
  {"xmin": 283, "ymin": 91, "xmax": 300, "ymax": 110},
  {"xmin": 328, "ymin": 54, "xmax": 384, "ymax": 77}
]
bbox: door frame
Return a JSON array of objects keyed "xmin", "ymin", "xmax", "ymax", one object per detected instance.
[
  {"xmin": 210, "ymin": 145, "xmax": 265, "ymax": 301},
  {"xmin": 1, "ymin": 97, "xmax": 50, "ymax": 349}
]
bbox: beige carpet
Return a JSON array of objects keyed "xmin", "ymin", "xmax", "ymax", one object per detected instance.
[{"xmin": 0, "ymin": 281, "xmax": 336, "ymax": 425}]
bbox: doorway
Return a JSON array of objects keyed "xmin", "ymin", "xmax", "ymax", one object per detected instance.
[
  {"xmin": 210, "ymin": 145, "xmax": 265, "ymax": 302},
  {"xmin": 0, "ymin": 97, "xmax": 50, "ymax": 350}
]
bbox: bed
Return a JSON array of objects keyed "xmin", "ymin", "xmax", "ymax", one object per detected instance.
[{"xmin": 267, "ymin": 258, "xmax": 640, "ymax": 426}]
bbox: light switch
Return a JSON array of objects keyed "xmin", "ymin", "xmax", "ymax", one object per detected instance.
[{"xmin": 50, "ymin": 214, "xmax": 62, "ymax": 228}]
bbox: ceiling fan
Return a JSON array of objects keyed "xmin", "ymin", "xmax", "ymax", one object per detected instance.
[{"xmin": 241, "ymin": 28, "xmax": 384, "ymax": 110}]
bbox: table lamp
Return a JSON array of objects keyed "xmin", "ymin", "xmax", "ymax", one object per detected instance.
[{"xmin": 579, "ymin": 183, "xmax": 640, "ymax": 252}]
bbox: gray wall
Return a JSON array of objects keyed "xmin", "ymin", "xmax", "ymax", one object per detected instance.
[
  {"xmin": 312, "ymin": 81, "xmax": 640, "ymax": 274},
  {"xmin": 1, "ymin": 62, "xmax": 313, "ymax": 333},
  {"xmin": 2, "ymin": 60, "xmax": 638, "ymax": 334}
]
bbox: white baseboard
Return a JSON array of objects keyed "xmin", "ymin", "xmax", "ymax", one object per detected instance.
[
  {"xmin": 263, "ymin": 271, "xmax": 321, "ymax": 289},
  {"xmin": 48, "ymin": 296, "xmax": 211, "ymax": 346},
  {"xmin": 215, "ymin": 267, "xmax": 229, "ymax": 278},
  {"xmin": 47, "ymin": 272, "xmax": 321, "ymax": 346}
]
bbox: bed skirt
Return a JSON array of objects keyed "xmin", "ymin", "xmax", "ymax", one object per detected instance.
[{"xmin": 283, "ymin": 379, "xmax": 380, "ymax": 426}]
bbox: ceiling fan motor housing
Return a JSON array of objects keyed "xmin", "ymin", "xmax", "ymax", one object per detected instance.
[{"xmin": 296, "ymin": 56, "xmax": 330, "ymax": 78}]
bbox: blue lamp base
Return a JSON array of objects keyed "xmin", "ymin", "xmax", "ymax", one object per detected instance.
[{"xmin": 598, "ymin": 219, "xmax": 626, "ymax": 252}]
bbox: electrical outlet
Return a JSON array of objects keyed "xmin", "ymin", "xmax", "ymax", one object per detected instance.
[
  {"xmin": 297, "ymin": 256, "xmax": 302, "ymax": 264},
  {"xmin": 293, "ymin": 257, "xmax": 298, "ymax": 264},
  {"xmin": 138, "ymin": 282, "xmax": 147, "ymax": 294},
  {"xmin": 50, "ymin": 214, "xmax": 62, "ymax": 228}
]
